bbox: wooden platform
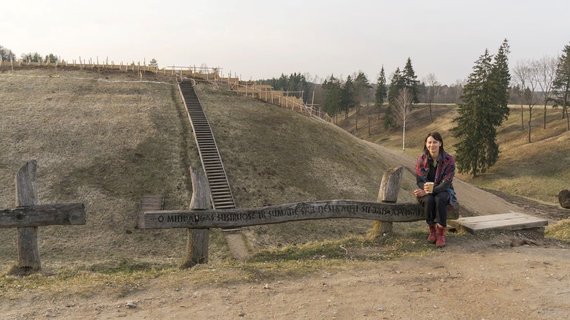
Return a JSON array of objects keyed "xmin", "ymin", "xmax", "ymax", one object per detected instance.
[
  {"xmin": 141, "ymin": 195, "xmax": 164, "ymax": 212},
  {"xmin": 451, "ymin": 212, "xmax": 548, "ymax": 234}
]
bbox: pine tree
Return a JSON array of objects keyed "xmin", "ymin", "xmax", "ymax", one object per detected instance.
[
  {"xmin": 489, "ymin": 39, "xmax": 511, "ymax": 126},
  {"xmin": 552, "ymin": 43, "xmax": 570, "ymax": 129},
  {"xmin": 341, "ymin": 75, "xmax": 355, "ymax": 118},
  {"xmin": 375, "ymin": 66, "xmax": 387, "ymax": 109},
  {"xmin": 353, "ymin": 71, "xmax": 371, "ymax": 107},
  {"xmin": 322, "ymin": 75, "xmax": 342, "ymax": 116},
  {"xmin": 402, "ymin": 58, "xmax": 420, "ymax": 103},
  {"xmin": 385, "ymin": 68, "xmax": 404, "ymax": 128},
  {"xmin": 452, "ymin": 44, "xmax": 511, "ymax": 177}
]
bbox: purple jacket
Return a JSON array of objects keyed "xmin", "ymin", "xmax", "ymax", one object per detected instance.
[{"xmin": 415, "ymin": 151, "xmax": 458, "ymax": 207}]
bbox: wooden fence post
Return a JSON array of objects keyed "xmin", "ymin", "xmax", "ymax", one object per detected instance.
[
  {"xmin": 368, "ymin": 166, "xmax": 403, "ymax": 238},
  {"xmin": 15, "ymin": 160, "xmax": 41, "ymax": 271},
  {"xmin": 181, "ymin": 167, "xmax": 211, "ymax": 268}
]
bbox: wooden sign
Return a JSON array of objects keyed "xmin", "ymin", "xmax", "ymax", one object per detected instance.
[{"xmin": 139, "ymin": 200, "xmax": 423, "ymax": 229}]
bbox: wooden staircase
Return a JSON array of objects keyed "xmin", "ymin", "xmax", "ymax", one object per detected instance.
[
  {"xmin": 178, "ymin": 81, "xmax": 236, "ymax": 210},
  {"xmin": 178, "ymin": 80, "xmax": 249, "ymax": 260}
]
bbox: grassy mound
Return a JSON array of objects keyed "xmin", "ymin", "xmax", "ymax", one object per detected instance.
[{"xmin": 0, "ymin": 70, "xmax": 415, "ymax": 273}]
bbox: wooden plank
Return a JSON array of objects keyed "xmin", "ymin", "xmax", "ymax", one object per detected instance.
[
  {"xmin": 455, "ymin": 212, "xmax": 528, "ymax": 223},
  {"xmin": 141, "ymin": 195, "xmax": 163, "ymax": 212},
  {"xmin": 138, "ymin": 200, "xmax": 424, "ymax": 229},
  {"xmin": 454, "ymin": 212, "xmax": 547, "ymax": 234},
  {"xmin": 0, "ymin": 203, "xmax": 86, "ymax": 228}
]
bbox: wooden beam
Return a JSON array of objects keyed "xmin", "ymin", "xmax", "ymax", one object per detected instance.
[
  {"xmin": 370, "ymin": 166, "xmax": 404, "ymax": 237},
  {"xmin": 138, "ymin": 199, "xmax": 423, "ymax": 229},
  {"xmin": 15, "ymin": 160, "xmax": 40, "ymax": 271},
  {"xmin": 0, "ymin": 203, "xmax": 86, "ymax": 228},
  {"xmin": 181, "ymin": 168, "xmax": 211, "ymax": 268}
]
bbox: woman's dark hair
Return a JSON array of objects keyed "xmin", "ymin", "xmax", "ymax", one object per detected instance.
[{"xmin": 423, "ymin": 131, "xmax": 445, "ymax": 154}]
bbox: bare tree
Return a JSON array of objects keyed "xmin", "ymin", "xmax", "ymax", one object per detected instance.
[
  {"xmin": 513, "ymin": 60, "xmax": 540, "ymax": 142},
  {"xmin": 423, "ymin": 73, "xmax": 440, "ymax": 122},
  {"xmin": 393, "ymin": 88, "xmax": 413, "ymax": 150},
  {"xmin": 535, "ymin": 56, "xmax": 557, "ymax": 129}
]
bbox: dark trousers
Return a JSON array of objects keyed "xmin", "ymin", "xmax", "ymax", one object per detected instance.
[{"xmin": 418, "ymin": 191, "xmax": 450, "ymax": 227}]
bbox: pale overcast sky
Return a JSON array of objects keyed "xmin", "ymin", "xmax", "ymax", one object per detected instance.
[{"xmin": 1, "ymin": 0, "xmax": 568, "ymax": 85}]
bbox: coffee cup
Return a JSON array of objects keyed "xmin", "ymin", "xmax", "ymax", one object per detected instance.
[{"xmin": 424, "ymin": 182, "xmax": 434, "ymax": 193}]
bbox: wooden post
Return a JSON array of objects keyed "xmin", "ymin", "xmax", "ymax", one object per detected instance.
[
  {"xmin": 15, "ymin": 160, "xmax": 41, "ymax": 271},
  {"xmin": 368, "ymin": 166, "xmax": 404, "ymax": 238},
  {"xmin": 181, "ymin": 168, "xmax": 211, "ymax": 268}
]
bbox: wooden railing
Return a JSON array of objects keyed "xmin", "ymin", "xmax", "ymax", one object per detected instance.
[{"xmin": 215, "ymin": 77, "xmax": 333, "ymax": 123}]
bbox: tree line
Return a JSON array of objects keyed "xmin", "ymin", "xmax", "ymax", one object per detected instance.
[{"xmin": 0, "ymin": 45, "xmax": 60, "ymax": 64}]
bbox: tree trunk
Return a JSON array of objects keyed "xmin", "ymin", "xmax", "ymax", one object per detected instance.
[
  {"xmin": 544, "ymin": 102, "xmax": 546, "ymax": 129},
  {"xmin": 520, "ymin": 105, "xmax": 524, "ymax": 130},
  {"xmin": 528, "ymin": 108, "xmax": 532, "ymax": 143},
  {"xmin": 567, "ymin": 108, "xmax": 570, "ymax": 131},
  {"xmin": 429, "ymin": 103, "xmax": 433, "ymax": 122},
  {"xmin": 368, "ymin": 115, "xmax": 371, "ymax": 136},
  {"xmin": 355, "ymin": 111, "xmax": 358, "ymax": 132}
]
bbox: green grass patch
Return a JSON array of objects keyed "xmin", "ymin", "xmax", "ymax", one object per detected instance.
[{"xmin": 546, "ymin": 219, "xmax": 570, "ymax": 242}]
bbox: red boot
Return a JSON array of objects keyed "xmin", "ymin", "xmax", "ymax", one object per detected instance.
[
  {"xmin": 435, "ymin": 225, "xmax": 446, "ymax": 248},
  {"xmin": 427, "ymin": 225, "xmax": 436, "ymax": 243}
]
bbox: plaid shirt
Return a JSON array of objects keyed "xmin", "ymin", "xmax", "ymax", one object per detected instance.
[{"xmin": 415, "ymin": 151, "xmax": 458, "ymax": 207}]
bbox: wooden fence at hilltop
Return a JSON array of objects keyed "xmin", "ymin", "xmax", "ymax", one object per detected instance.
[
  {"xmin": 214, "ymin": 77, "xmax": 333, "ymax": 123},
  {"xmin": 1, "ymin": 59, "xmax": 332, "ymax": 122}
]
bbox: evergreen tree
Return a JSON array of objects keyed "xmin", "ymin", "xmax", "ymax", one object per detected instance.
[
  {"xmin": 341, "ymin": 75, "xmax": 355, "ymax": 118},
  {"xmin": 385, "ymin": 68, "xmax": 404, "ymax": 128},
  {"xmin": 402, "ymin": 58, "xmax": 420, "ymax": 103},
  {"xmin": 375, "ymin": 66, "xmax": 387, "ymax": 109},
  {"xmin": 552, "ymin": 42, "xmax": 570, "ymax": 129},
  {"xmin": 44, "ymin": 53, "xmax": 59, "ymax": 63},
  {"xmin": 353, "ymin": 71, "xmax": 371, "ymax": 107},
  {"xmin": 452, "ymin": 44, "xmax": 511, "ymax": 177},
  {"xmin": 488, "ymin": 39, "xmax": 511, "ymax": 126},
  {"xmin": 322, "ymin": 75, "xmax": 342, "ymax": 116},
  {"xmin": 21, "ymin": 52, "xmax": 42, "ymax": 63}
]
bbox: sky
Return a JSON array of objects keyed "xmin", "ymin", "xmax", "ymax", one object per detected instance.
[{"xmin": 1, "ymin": 0, "xmax": 569, "ymax": 85}]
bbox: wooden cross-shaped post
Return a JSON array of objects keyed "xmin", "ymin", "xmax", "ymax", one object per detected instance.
[{"xmin": 0, "ymin": 161, "xmax": 86, "ymax": 274}]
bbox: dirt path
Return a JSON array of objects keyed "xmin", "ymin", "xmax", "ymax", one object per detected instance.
[
  {"xmin": 4, "ymin": 141, "xmax": 570, "ymax": 320},
  {"xmin": 4, "ymin": 239, "xmax": 570, "ymax": 320}
]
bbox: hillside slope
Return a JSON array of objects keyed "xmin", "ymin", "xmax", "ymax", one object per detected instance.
[{"xmin": 0, "ymin": 70, "xmax": 416, "ymax": 271}]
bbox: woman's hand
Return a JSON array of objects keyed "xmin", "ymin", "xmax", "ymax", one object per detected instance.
[{"xmin": 413, "ymin": 188, "xmax": 427, "ymax": 198}]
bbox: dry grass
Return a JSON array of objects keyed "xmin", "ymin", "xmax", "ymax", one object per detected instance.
[
  {"xmin": 545, "ymin": 219, "xmax": 570, "ymax": 241},
  {"xmin": 0, "ymin": 69, "xmax": 198, "ymax": 270},
  {"xmin": 0, "ymin": 69, "xmax": 420, "ymax": 279}
]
